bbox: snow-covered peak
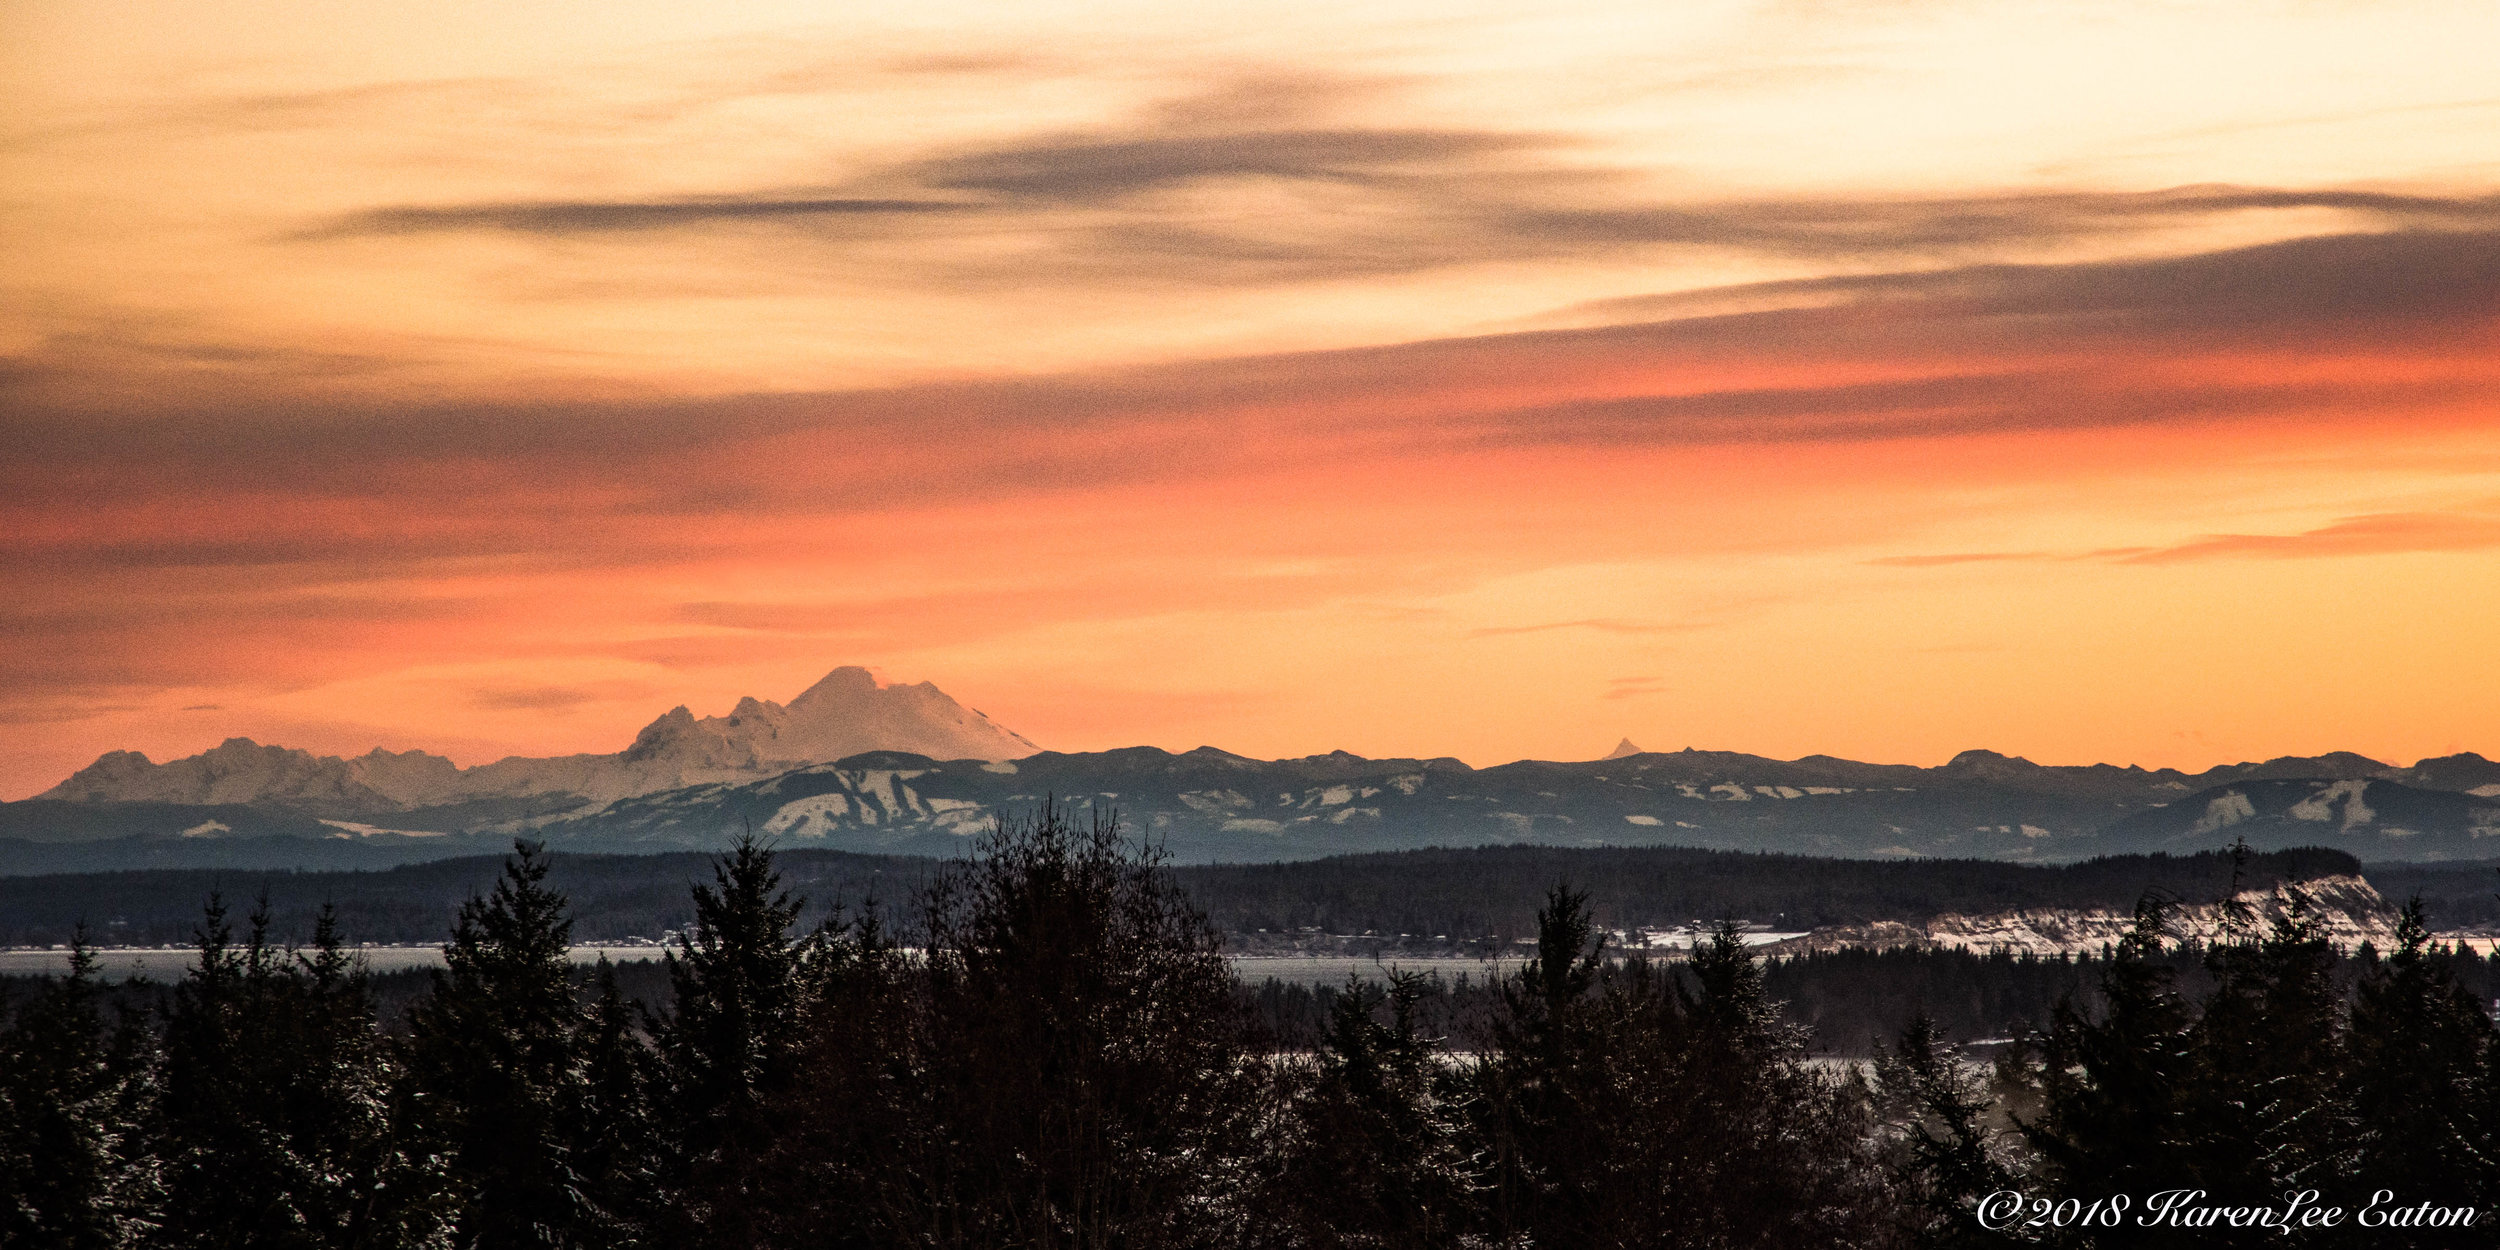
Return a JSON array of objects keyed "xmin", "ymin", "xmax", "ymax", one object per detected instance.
[
  {"xmin": 40, "ymin": 737, "xmax": 402, "ymax": 812},
  {"xmin": 35, "ymin": 665, "xmax": 1037, "ymax": 813},
  {"xmin": 712, "ymin": 667, "xmax": 1037, "ymax": 765}
]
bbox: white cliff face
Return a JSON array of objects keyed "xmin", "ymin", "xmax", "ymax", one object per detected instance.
[
  {"xmin": 1773, "ymin": 874, "xmax": 2399, "ymax": 957},
  {"xmin": 38, "ymin": 667, "xmax": 1039, "ymax": 814}
]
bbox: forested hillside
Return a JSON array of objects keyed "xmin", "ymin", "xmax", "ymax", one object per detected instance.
[{"xmin": 0, "ymin": 842, "xmax": 2381, "ymax": 947}]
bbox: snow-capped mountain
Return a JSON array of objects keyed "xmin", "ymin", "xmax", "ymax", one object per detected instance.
[
  {"xmin": 38, "ymin": 739, "xmax": 424, "ymax": 814},
  {"xmin": 2100, "ymin": 776, "xmax": 2500, "ymax": 851},
  {"xmin": 35, "ymin": 667, "xmax": 1036, "ymax": 812},
  {"xmin": 10, "ymin": 730, "xmax": 2499, "ymax": 871},
  {"xmin": 508, "ymin": 745, "xmax": 2500, "ymax": 863}
]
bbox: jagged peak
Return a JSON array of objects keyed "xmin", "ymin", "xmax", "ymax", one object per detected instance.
[
  {"xmin": 1603, "ymin": 738, "xmax": 1644, "ymax": 761},
  {"xmin": 626, "ymin": 706, "xmax": 700, "ymax": 753}
]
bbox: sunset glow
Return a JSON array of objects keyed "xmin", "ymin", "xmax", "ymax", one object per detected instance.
[{"xmin": 6, "ymin": 0, "xmax": 2499, "ymax": 796}]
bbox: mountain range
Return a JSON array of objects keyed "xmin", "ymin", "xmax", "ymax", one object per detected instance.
[
  {"xmin": 37, "ymin": 667, "xmax": 1034, "ymax": 814},
  {"xmin": 6, "ymin": 668, "xmax": 2497, "ymax": 871}
]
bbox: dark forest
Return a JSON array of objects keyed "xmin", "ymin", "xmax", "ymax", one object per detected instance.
[{"xmin": 3, "ymin": 809, "xmax": 2496, "ymax": 1248}]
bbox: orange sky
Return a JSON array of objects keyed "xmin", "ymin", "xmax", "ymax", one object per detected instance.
[{"xmin": 4, "ymin": 1, "xmax": 2499, "ymax": 797}]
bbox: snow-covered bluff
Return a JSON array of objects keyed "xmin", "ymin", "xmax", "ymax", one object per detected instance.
[
  {"xmin": 1770, "ymin": 874, "xmax": 2399, "ymax": 957},
  {"xmin": 38, "ymin": 667, "xmax": 1037, "ymax": 812}
]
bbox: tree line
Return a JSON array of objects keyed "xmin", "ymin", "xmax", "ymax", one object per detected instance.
[
  {"xmin": 1181, "ymin": 844, "xmax": 2373, "ymax": 941},
  {"xmin": 2, "ymin": 807, "xmax": 2495, "ymax": 1248},
  {"xmin": 0, "ymin": 842, "xmax": 2398, "ymax": 950},
  {"xmin": 1246, "ymin": 943, "xmax": 2500, "ymax": 1060}
]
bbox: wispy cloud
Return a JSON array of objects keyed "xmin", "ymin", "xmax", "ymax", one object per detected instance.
[
  {"xmin": 2122, "ymin": 510, "xmax": 2500, "ymax": 564},
  {"xmin": 469, "ymin": 685, "xmax": 606, "ymax": 711},
  {"xmin": 276, "ymin": 58, "xmax": 2500, "ymax": 289},
  {"xmin": 1553, "ymin": 220, "xmax": 2500, "ymax": 333},
  {"xmin": 14, "ymin": 226, "xmax": 2500, "ymax": 541},
  {"xmin": 1469, "ymin": 618, "xmax": 1690, "ymax": 638},
  {"xmin": 1872, "ymin": 506, "xmax": 2500, "ymax": 569},
  {"xmin": 1866, "ymin": 552, "xmax": 2049, "ymax": 568}
]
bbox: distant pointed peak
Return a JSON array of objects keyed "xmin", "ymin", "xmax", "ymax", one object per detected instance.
[{"xmin": 1603, "ymin": 738, "xmax": 1644, "ymax": 760}]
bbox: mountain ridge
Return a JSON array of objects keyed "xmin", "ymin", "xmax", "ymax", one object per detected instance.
[
  {"xmin": 17, "ymin": 686, "xmax": 2498, "ymax": 870},
  {"xmin": 38, "ymin": 666, "xmax": 1038, "ymax": 811}
]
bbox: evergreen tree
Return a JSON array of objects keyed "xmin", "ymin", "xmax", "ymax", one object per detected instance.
[
  {"xmin": 0, "ymin": 933, "xmax": 154, "ymax": 1250},
  {"xmin": 571, "ymin": 960, "xmax": 664, "ymax": 1250},
  {"xmin": 402, "ymin": 840, "xmax": 617, "ymax": 1248},
  {"xmin": 2181, "ymin": 884, "xmax": 2350, "ymax": 1214},
  {"xmin": 650, "ymin": 834, "xmax": 822, "ymax": 1246},
  {"xmin": 1471, "ymin": 884, "xmax": 1610, "ymax": 1244},
  {"xmin": 2345, "ymin": 898, "xmax": 2497, "ymax": 1234},
  {"xmin": 1876, "ymin": 1014, "xmax": 2021, "ymax": 1249},
  {"xmin": 151, "ymin": 896, "xmax": 421, "ymax": 1250},
  {"xmin": 916, "ymin": 802, "xmax": 1264, "ymax": 1248},
  {"xmin": 1269, "ymin": 970, "xmax": 1475, "ymax": 1249},
  {"xmin": 1672, "ymin": 921, "xmax": 1895, "ymax": 1249},
  {"xmin": 1472, "ymin": 897, "xmax": 1893, "ymax": 1248},
  {"xmin": 2017, "ymin": 896, "xmax": 2200, "ymax": 1240},
  {"xmin": 743, "ymin": 904, "xmax": 924, "ymax": 1250}
]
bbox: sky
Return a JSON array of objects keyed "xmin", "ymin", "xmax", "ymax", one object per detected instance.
[{"xmin": 4, "ymin": 0, "xmax": 2499, "ymax": 797}]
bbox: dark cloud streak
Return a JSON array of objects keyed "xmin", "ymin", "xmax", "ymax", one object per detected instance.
[
  {"xmin": 298, "ymin": 196, "xmax": 968, "ymax": 239},
  {"xmin": 910, "ymin": 128, "xmax": 1547, "ymax": 200},
  {"xmin": 9, "ymin": 226, "xmax": 2497, "ymax": 578},
  {"xmin": 287, "ymin": 84, "xmax": 2500, "ymax": 287}
]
